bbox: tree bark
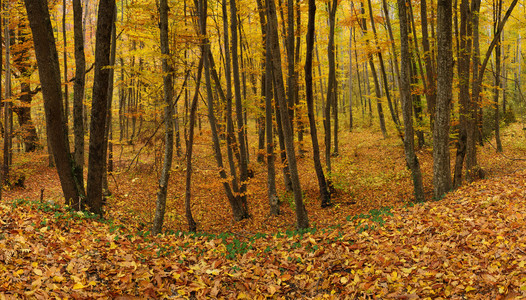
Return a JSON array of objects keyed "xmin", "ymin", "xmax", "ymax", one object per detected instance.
[
  {"xmin": 73, "ymin": 0, "xmax": 85, "ymax": 187},
  {"xmin": 24, "ymin": 0, "xmax": 85, "ymax": 208},
  {"xmin": 398, "ymin": 0, "xmax": 425, "ymax": 202},
  {"xmin": 86, "ymin": 0, "xmax": 116, "ymax": 215},
  {"xmin": 266, "ymin": 0, "xmax": 309, "ymax": 229},
  {"xmin": 306, "ymin": 0, "xmax": 331, "ymax": 208},
  {"xmin": 453, "ymin": 0, "xmax": 471, "ymax": 188},
  {"xmin": 230, "ymin": 0, "xmax": 250, "ymax": 214},
  {"xmin": 433, "ymin": 0, "xmax": 453, "ymax": 199},
  {"xmin": 184, "ymin": 56, "xmax": 203, "ymax": 232},
  {"xmin": 152, "ymin": 0, "xmax": 175, "ymax": 235}
]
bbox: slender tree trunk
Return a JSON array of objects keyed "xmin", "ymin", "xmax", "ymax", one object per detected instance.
[
  {"xmin": 230, "ymin": 0, "xmax": 250, "ymax": 214},
  {"xmin": 257, "ymin": 0, "xmax": 279, "ymax": 215},
  {"xmin": 184, "ymin": 56, "xmax": 202, "ymax": 232},
  {"xmin": 433, "ymin": 0, "xmax": 453, "ymax": 199},
  {"xmin": 468, "ymin": 0, "xmax": 517, "ymax": 178},
  {"xmin": 102, "ymin": 11, "xmax": 116, "ymax": 196},
  {"xmin": 421, "ymin": 0, "xmax": 437, "ymax": 131},
  {"xmin": 63, "ymin": 0, "xmax": 69, "ymax": 123},
  {"xmin": 466, "ymin": 0, "xmax": 481, "ymax": 182},
  {"xmin": 295, "ymin": 0, "xmax": 304, "ymax": 152},
  {"xmin": 200, "ymin": 0, "xmax": 248, "ymax": 221},
  {"xmin": 266, "ymin": 0, "xmax": 309, "ymax": 229},
  {"xmin": 222, "ymin": 0, "xmax": 241, "ymax": 203},
  {"xmin": 152, "ymin": 0, "xmax": 174, "ymax": 235},
  {"xmin": 397, "ymin": 0, "xmax": 425, "ymax": 202},
  {"xmin": 325, "ymin": 0, "xmax": 338, "ymax": 167},
  {"xmin": 306, "ymin": 0, "xmax": 331, "ymax": 207},
  {"xmin": 86, "ymin": 0, "xmax": 116, "ymax": 215},
  {"xmin": 493, "ymin": 0, "xmax": 503, "ymax": 153},
  {"xmin": 348, "ymin": 26, "xmax": 353, "ymax": 131},
  {"xmin": 368, "ymin": 0, "xmax": 400, "ymax": 133},
  {"xmin": 73, "ymin": 0, "xmax": 85, "ymax": 187},
  {"xmin": 453, "ymin": 0, "xmax": 471, "ymax": 188},
  {"xmin": 3, "ymin": 4, "xmax": 12, "ymax": 184}
]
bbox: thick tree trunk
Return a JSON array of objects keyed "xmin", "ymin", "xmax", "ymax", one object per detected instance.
[
  {"xmin": 24, "ymin": 0, "xmax": 85, "ymax": 207},
  {"xmin": 306, "ymin": 0, "xmax": 331, "ymax": 208},
  {"xmin": 433, "ymin": 0, "xmax": 453, "ymax": 199},
  {"xmin": 86, "ymin": 0, "xmax": 116, "ymax": 215}
]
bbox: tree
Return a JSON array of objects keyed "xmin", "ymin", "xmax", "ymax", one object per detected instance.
[
  {"xmin": 305, "ymin": 0, "xmax": 331, "ymax": 208},
  {"xmin": 397, "ymin": 0, "xmax": 425, "ymax": 202},
  {"xmin": 256, "ymin": 0, "xmax": 279, "ymax": 215},
  {"xmin": 72, "ymin": 0, "xmax": 85, "ymax": 187},
  {"xmin": 324, "ymin": 0, "xmax": 338, "ymax": 170},
  {"xmin": 433, "ymin": 0, "xmax": 454, "ymax": 199},
  {"xmin": 453, "ymin": 0, "xmax": 472, "ymax": 188},
  {"xmin": 86, "ymin": 0, "xmax": 116, "ymax": 215},
  {"xmin": 152, "ymin": 0, "xmax": 175, "ymax": 235},
  {"xmin": 266, "ymin": 0, "xmax": 309, "ymax": 229},
  {"xmin": 24, "ymin": 0, "xmax": 85, "ymax": 208}
]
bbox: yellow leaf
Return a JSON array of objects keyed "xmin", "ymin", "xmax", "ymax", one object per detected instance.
[
  {"xmin": 73, "ymin": 282, "xmax": 85, "ymax": 290},
  {"xmin": 53, "ymin": 276, "xmax": 65, "ymax": 282},
  {"xmin": 110, "ymin": 242, "xmax": 117, "ymax": 250},
  {"xmin": 33, "ymin": 269, "xmax": 42, "ymax": 276},
  {"xmin": 306, "ymin": 265, "xmax": 312, "ymax": 271},
  {"xmin": 340, "ymin": 277, "xmax": 348, "ymax": 284},
  {"xmin": 465, "ymin": 286, "xmax": 476, "ymax": 292},
  {"xmin": 354, "ymin": 273, "xmax": 360, "ymax": 283},
  {"xmin": 39, "ymin": 227, "xmax": 48, "ymax": 233}
]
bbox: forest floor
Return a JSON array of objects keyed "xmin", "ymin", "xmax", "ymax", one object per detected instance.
[{"xmin": 1, "ymin": 122, "xmax": 526, "ymax": 298}]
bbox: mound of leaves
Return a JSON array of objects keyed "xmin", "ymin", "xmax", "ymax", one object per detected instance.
[{"xmin": 1, "ymin": 171, "xmax": 526, "ymax": 299}]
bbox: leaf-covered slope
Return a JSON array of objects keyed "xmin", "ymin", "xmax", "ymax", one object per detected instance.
[{"xmin": 1, "ymin": 171, "xmax": 526, "ymax": 299}]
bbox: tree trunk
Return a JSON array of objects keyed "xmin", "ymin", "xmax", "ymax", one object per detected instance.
[
  {"xmin": 433, "ymin": 0, "xmax": 453, "ymax": 199},
  {"xmin": 184, "ymin": 56, "xmax": 203, "ymax": 232},
  {"xmin": 221, "ymin": 0, "xmax": 241, "ymax": 200},
  {"xmin": 266, "ymin": 0, "xmax": 309, "ymax": 229},
  {"xmin": 325, "ymin": 0, "xmax": 338, "ymax": 169},
  {"xmin": 493, "ymin": 0, "xmax": 503, "ymax": 153},
  {"xmin": 24, "ymin": 0, "xmax": 85, "ymax": 208},
  {"xmin": 230, "ymin": 0, "xmax": 250, "ymax": 214},
  {"xmin": 73, "ymin": 0, "xmax": 85, "ymax": 187},
  {"xmin": 306, "ymin": 0, "xmax": 331, "ymax": 208},
  {"xmin": 62, "ymin": 0, "xmax": 69, "ymax": 123},
  {"xmin": 368, "ymin": 0, "xmax": 401, "ymax": 133},
  {"xmin": 152, "ymin": 0, "xmax": 175, "ymax": 235},
  {"xmin": 397, "ymin": 0, "xmax": 425, "ymax": 202},
  {"xmin": 420, "ymin": 0, "xmax": 437, "ymax": 132},
  {"xmin": 200, "ymin": 0, "xmax": 249, "ymax": 221},
  {"xmin": 86, "ymin": 0, "xmax": 116, "ymax": 215},
  {"xmin": 453, "ymin": 0, "xmax": 471, "ymax": 189}
]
